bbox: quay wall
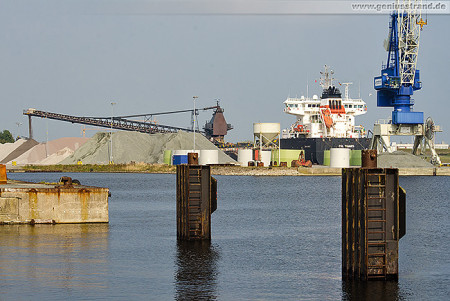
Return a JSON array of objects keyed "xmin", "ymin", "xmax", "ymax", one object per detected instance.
[{"xmin": 0, "ymin": 182, "xmax": 109, "ymax": 223}]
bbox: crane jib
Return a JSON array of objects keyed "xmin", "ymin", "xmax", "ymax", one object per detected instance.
[{"xmin": 374, "ymin": 1, "xmax": 425, "ymax": 125}]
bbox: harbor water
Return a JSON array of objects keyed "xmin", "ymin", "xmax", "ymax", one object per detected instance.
[{"xmin": 1, "ymin": 173, "xmax": 449, "ymax": 300}]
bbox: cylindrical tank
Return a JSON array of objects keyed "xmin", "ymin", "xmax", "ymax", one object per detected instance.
[
  {"xmin": 260, "ymin": 150, "xmax": 271, "ymax": 167},
  {"xmin": 253, "ymin": 123, "xmax": 280, "ymax": 145},
  {"xmin": 237, "ymin": 149, "xmax": 253, "ymax": 166},
  {"xmin": 323, "ymin": 150, "xmax": 330, "ymax": 166},
  {"xmin": 199, "ymin": 150, "xmax": 219, "ymax": 165},
  {"xmin": 163, "ymin": 150, "xmax": 172, "ymax": 165},
  {"xmin": 350, "ymin": 150, "xmax": 363, "ymax": 166},
  {"xmin": 173, "ymin": 150, "xmax": 186, "ymax": 156},
  {"xmin": 271, "ymin": 149, "xmax": 304, "ymax": 165},
  {"xmin": 330, "ymin": 148, "xmax": 350, "ymax": 168}
]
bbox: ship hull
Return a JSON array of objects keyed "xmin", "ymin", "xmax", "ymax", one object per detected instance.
[{"xmin": 280, "ymin": 137, "xmax": 371, "ymax": 165}]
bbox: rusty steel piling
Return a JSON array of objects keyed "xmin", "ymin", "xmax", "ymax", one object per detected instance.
[
  {"xmin": 188, "ymin": 152, "xmax": 199, "ymax": 165},
  {"xmin": 362, "ymin": 149, "xmax": 378, "ymax": 168},
  {"xmin": 342, "ymin": 168, "xmax": 406, "ymax": 280},
  {"xmin": 176, "ymin": 157, "xmax": 217, "ymax": 240}
]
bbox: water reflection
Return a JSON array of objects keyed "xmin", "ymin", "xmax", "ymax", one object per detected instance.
[
  {"xmin": 342, "ymin": 280, "xmax": 401, "ymax": 301},
  {"xmin": 0, "ymin": 224, "xmax": 109, "ymax": 291},
  {"xmin": 175, "ymin": 240, "xmax": 220, "ymax": 301}
]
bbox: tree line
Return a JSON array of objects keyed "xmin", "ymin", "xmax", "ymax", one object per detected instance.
[{"xmin": 0, "ymin": 130, "xmax": 14, "ymax": 144}]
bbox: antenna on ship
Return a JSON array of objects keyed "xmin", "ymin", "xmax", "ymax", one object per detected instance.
[
  {"xmin": 306, "ymin": 73, "xmax": 309, "ymax": 98},
  {"xmin": 342, "ymin": 82, "xmax": 353, "ymax": 100},
  {"xmin": 320, "ymin": 65, "xmax": 335, "ymax": 89}
]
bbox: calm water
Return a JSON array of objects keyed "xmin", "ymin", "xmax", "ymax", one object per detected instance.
[{"xmin": 1, "ymin": 172, "xmax": 449, "ymax": 300}]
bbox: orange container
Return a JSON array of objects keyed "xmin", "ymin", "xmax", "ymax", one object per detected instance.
[{"xmin": 0, "ymin": 164, "xmax": 7, "ymax": 184}]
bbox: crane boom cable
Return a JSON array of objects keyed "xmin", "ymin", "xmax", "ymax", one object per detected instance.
[{"xmin": 87, "ymin": 106, "xmax": 220, "ymax": 119}]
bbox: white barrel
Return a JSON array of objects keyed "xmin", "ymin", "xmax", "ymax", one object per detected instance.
[
  {"xmin": 199, "ymin": 150, "xmax": 219, "ymax": 165},
  {"xmin": 260, "ymin": 150, "xmax": 271, "ymax": 167},
  {"xmin": 330, "ymin": 148, "xmax": 350, "ymax": 168},
  {"xmin": 237, "ymin": 149, "xmax": 253, "ymax": 166}
]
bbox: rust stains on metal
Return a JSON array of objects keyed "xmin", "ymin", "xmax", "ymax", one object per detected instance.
[
  {"xmin": 1, "ymin": 178, "xmax": 109, "ymax": 224},
  {"xmin": 28, "ymin": 188, "xmax": 39, "ymax": 220},
  {"xmin": 78, "ymin": 188, "xmax": 91, "ymax": 222},
  {"xmin": 342, "ymin": 168, "xmax": 405, "ymax": 281},
  {"xmin": 59, "ymin": 176, "xmax": 73, "ymax": 186},
  {"xmin": 176, "ymin": 165, "xmax": 217, "ymax": 240},
  {"xmin": 361, "ymin": 149, "xmax": 377, "ymax": 168},
  {"xmin": 188, "ymin": 152, "xmax": 199, "ymax": 165},
  {"xmin": 30, "ymin": 219, "xmax": 56, "ymax": 225}
]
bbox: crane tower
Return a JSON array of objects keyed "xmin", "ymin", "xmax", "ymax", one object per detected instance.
[{"xmin": 372, "ymin": 0, "xmax": 441, "ymax": 165}]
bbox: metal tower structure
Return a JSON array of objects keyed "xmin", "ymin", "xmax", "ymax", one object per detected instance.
[{"xmin": 372, "ymin": 0, "xmax": 441, "ymax": 165}]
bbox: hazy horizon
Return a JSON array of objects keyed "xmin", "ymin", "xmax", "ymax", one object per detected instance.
[{"xmin": 1, "ymin": 1, "xmax": 449, "ymax": 144}]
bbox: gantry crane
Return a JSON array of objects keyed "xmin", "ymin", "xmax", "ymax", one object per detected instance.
[{"xmin": 372, "ymin": 0, "xmax": 441, "ymax": 164}]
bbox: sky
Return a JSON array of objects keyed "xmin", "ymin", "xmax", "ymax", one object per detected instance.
[{"xmin": 0, "ymin": 0, "xmax": 449, "ymax": 144}]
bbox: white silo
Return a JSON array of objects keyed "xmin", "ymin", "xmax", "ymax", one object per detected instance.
[
  {"xmin": 237, "ymin": 149, "xmax": 253, "ymax": 166},
  {"xmin": 330, "ymin": 148, "xmax": 350, "ymax": 168},
  {"xmin": 198, "ymin": 150, "xmax": 219, "ymax": 165},
  {"xmin": 253, "ymin": 123, "xmax": 281, "ymax": 147}
]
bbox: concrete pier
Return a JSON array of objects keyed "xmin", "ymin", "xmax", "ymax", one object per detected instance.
[{"xmin": 0, "ymin": 174, "xmax": 109, "ymax": 224}]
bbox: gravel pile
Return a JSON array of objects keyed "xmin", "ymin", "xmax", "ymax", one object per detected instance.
[
  {"xmin": 377, "ymin": 151, "xmax": 433, "ymax": 168},
  {"xmin": 0, "ymin": 139, "xmax": 39, "ymax": 164},
  {"xmin": 6, "ymin": 137, "xmax": 89, "ymax": 165},
  {"xmin": 0, "ymin": 139, "xmax": 26, "ymax": 162},
  {"xmin": 38, "ymin": 147, "xmax": 75, "ymax": 165},
  {"xmin": 61, "ymin": 131, "xmax": 236, "ymax": 165}
]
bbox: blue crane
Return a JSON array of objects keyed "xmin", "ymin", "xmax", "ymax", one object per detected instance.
[
  {"xmin": 374, "ymin": 4, "xmax": 426, "ymax": 124},
  {"xmin": 371, "ymin": 1, "xmax": 441, "ymax": 165}
]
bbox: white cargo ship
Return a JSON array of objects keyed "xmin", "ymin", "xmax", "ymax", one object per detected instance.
[{"xmin": 280, "ymin": 66, "xmax": 371, "ymax": 164}]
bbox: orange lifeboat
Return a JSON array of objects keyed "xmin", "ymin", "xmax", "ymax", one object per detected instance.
[{"xmin": 321, "ymin": 108, "xmax": 333, "ymax": 129}]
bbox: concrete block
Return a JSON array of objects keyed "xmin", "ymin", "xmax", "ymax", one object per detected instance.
[{"xmin": 0, "ymin": 181, "xmax": 109, "ymax": 224}]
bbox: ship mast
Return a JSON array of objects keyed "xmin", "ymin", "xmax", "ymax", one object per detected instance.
[
  {"xmin": 319, "ymin": 65, "xmax": 335, "ymax": 89},
  {"xmin": 342, "ymin": 82, "xmax": 353, "ymax": 100}
]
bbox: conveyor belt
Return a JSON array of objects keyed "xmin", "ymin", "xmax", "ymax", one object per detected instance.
[{"xmin": 23, "ymin": 109, "xmax": 204, "ymax": 135}]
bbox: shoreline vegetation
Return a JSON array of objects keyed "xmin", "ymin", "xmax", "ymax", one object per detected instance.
[{"xmin": 7, "ymin": 163, "xmax": 450, "ymax": 176}]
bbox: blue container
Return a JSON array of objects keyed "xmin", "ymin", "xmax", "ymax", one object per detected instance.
[{"xmin": 172, "ymin": 155, "xmax": 188, "ymax": 165}]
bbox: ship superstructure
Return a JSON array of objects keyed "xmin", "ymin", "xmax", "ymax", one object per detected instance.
[
  {"xmin": 280, "ymin": 66, "xmax": 371, "ymax": 165},
  {"xmin": 283, "ymin": 65, "xmax": 367, "ymax": 139}
]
